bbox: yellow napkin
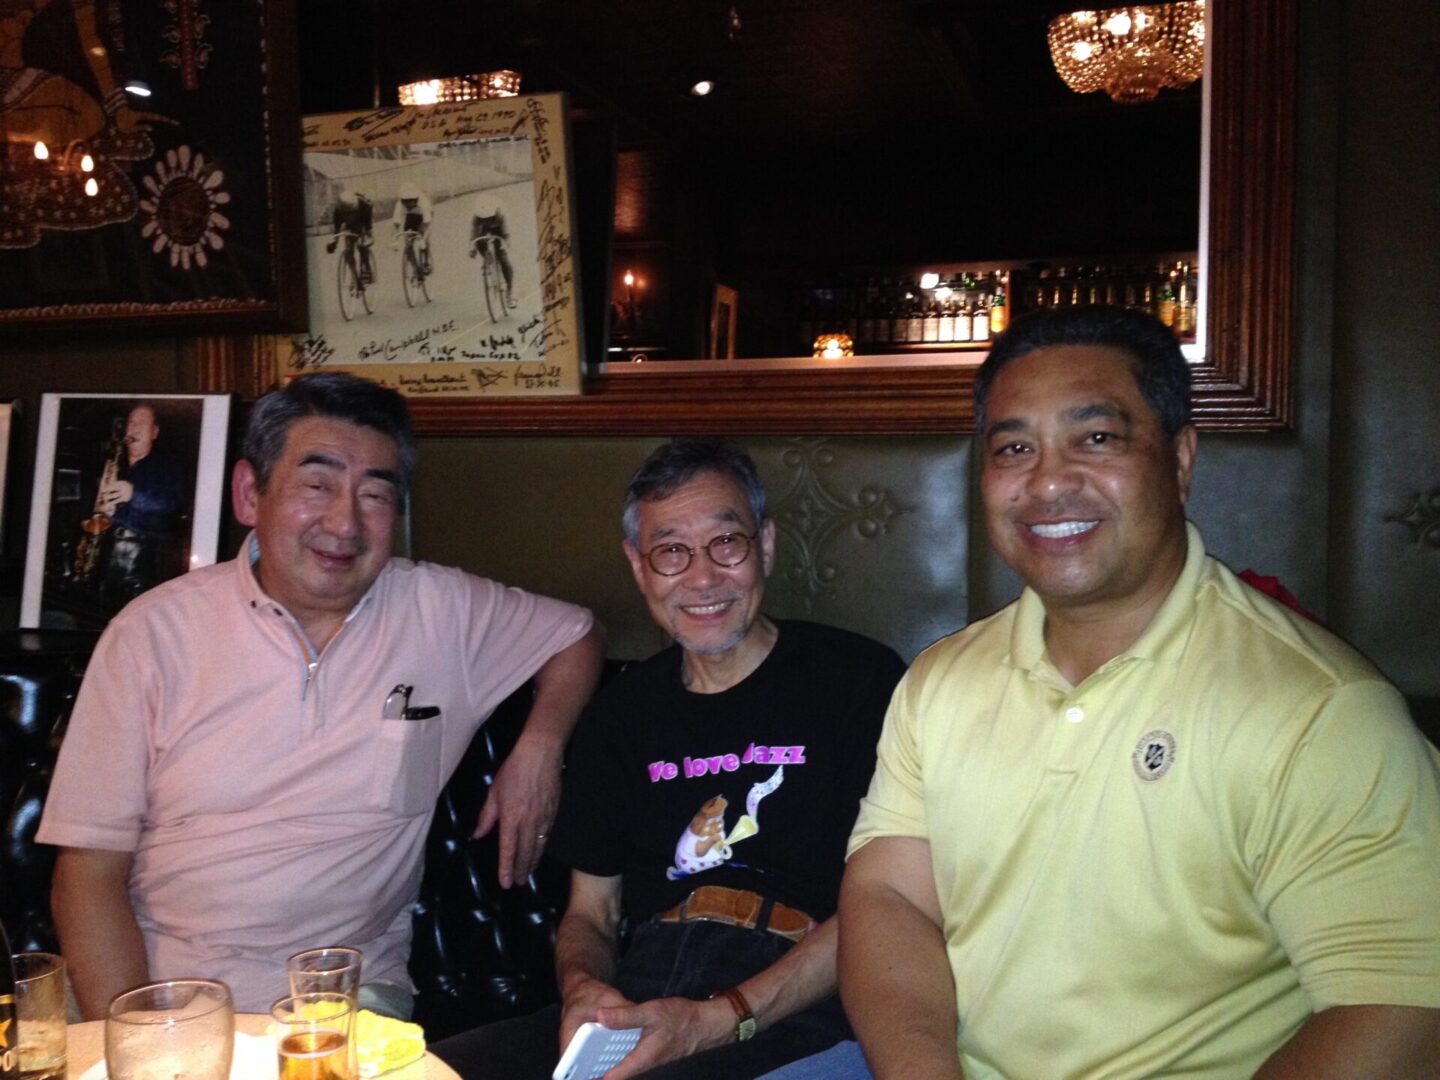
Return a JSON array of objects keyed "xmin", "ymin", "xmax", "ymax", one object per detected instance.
[{"xmin": 355, "ymin": 1009, "xmax": 426, "ymax": 1077}]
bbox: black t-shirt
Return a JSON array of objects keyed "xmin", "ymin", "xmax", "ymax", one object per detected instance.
[{"xmin": 549, "ymin": 620, "xmax": 906, "ymax": 922}]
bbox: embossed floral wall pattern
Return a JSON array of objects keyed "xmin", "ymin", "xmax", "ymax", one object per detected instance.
[
  {"xmin": 1386, "ymin": 490, "xmax": 1440, "ymax": 549},
  {"xmin": 769, "ymin": 439, "xmax": 912, "ymax": 610}
]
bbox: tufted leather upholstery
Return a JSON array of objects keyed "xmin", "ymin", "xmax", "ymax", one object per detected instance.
[
  {"xmin": 0, "ymin": 631, "xmax": 574, "ymax": 1037},
  {"xmin": 0, "ymin": 631, "xmax": 95, "ymax": 954}
]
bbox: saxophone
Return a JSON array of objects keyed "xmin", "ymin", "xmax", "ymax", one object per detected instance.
[{"xmin": 73, "ymin": 424, "xmax": 124, "ymax": 584}]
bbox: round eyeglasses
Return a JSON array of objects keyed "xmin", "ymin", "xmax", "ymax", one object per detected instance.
[{"xmin": 640, "ymin": 531, "xmax": 759, "ymax": 576}]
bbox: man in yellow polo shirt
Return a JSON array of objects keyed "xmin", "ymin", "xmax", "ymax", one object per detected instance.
[{"xmin": 826, "ymin": 307, "xmax": 1440, "ymax": 1079}]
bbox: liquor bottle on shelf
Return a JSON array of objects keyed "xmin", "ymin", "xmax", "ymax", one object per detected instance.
[
  {"xmin": 904, "ymin": 290, "xmax": 925, "ymax": 344},
  {"xmin": 954, "ymin": 288, "xmax": 973, "ymax": 343},
  {"xmin": 875, "ymin": 288, "xmax": 898, "ymax": 347},
  {"xmin": 1033, "ymin": 269, "xmax": 1051, "ymax": 311},
  {"xmin": 1100, "ymin": 265, "xmax": 1118, "ymax": 307},
  {"xmin": 938, "ymin": 291, "xmax": 956, "ymax": 343},
  {"xmin": 1051, "ymin": 266, "xmax": 1068, "ymax": 308},
  {"xmin": 1158, "ymin": 267, "xmax": 1177, "ymax": 328},
  {"xmin": 971, "ymin": 284, "xmax": 991, "ymax": 343},
  {"xmin": 989, "ymin": 271, "xmax": 1009, "ymax": 335},
  {"xmin": 1123, "ymin": 266, "xmax": 1140, "ymax": 310},
  {"xmin": 1, "ymin": 921, "xmax": 18, "ymax": 1080},
  {"xmin": 922, "ymin": 295, "xmax": 941, "ymax": 343},
  {"xmin": 1176, "ymin": 262, "xmax": 1197, "ymax": 337}
]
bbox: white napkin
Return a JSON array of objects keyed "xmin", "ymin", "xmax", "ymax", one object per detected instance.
[{"xmin": 76, "ymin": 1031, "xmax": 278, "ymax": 1080}]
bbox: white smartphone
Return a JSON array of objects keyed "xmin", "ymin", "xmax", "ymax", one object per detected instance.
[{"xmin": 552, "ymin": 1022, "xmax": 643, "ymax": 1080}]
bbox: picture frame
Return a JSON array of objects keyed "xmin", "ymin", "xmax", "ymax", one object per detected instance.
[
  {"xmin": 21, "ymin": 393, "xmax": 232, "ymax": 630},
  {"xmin": 0, "ymin": 402, "xmax": 14, "ymax": 552},
  {"xmin": 710, "ymin": 284, "xmax": 738, "ymax": 360},
  {"xmin": 0, "ymin": 0, "xmax": 306, "ymax": 333},
  {"xmin": 285, "ymin": 93, "xmax": 584, "ymax": 397}
]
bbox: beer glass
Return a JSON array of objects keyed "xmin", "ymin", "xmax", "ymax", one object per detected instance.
[
  {"xmin": 271, "ymin": 991, "xmax": 355, "ymax": 1080},
  {"xmin": 286, "ymin": 947, "xmax": 362, "ymax": 1003},
  {"xmin": 105, "ymin": 979, "xmax": 234, "ymax": 1080},
  {"xmin": 12, "ymin": 952, "xmax": 66, "ymax": 1080}
]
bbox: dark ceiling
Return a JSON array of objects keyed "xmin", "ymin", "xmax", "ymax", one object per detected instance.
[
  {"xmin": 296, "ymin": 0, "xmax": 1201, "ymax": 156},
  {"xmin": 295, "ymin": 0, "xmax": 1204, "ymax": 356}
]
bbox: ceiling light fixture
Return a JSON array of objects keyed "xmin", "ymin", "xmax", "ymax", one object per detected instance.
[
  {"xmin": 397, "ymin": 70, "xmax": 522, "ymax": 106},
  {"xmin": 690, "ymin": 79, "xmax": 715, "ymax": 97},
  {"xmin": 1047, "ymin": 2, "xmax": 1205, "ymax": 105}
]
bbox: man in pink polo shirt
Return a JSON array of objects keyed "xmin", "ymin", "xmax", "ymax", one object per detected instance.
[{"xmin": 38, "ymin": 372, "xmax": 605, "ymax": 1018}]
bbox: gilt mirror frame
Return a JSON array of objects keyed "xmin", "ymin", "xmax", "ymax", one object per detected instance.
[{"xmin": 198, "ymin": 0, "xmax": 1293, "ymax": 436}]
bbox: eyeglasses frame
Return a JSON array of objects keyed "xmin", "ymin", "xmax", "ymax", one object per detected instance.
[{"xmin": 638, "ymin": 530, "xmax": 761, "ymax": 577}]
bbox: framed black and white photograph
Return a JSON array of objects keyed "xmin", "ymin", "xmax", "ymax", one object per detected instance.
[
  {"xmin": 286, "ymin": 93, "xmax": 584, "ymax": 397},
  {"xmin": 21, "ymin": 393, "xmax": 231, "ymax": 630}
]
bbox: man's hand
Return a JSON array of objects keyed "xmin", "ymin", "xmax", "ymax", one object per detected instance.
[
  {"xmin": 96, "ymin": 478, "xmax": 133, "ymax": 515},
  {"xmin": 590, "ymin": 994, "xmax": 737, "ymax": 1079},
  {"xmin": 473, "ymin": 732, "xmax": 563, "ymax": 887},
  {"xmin": 558, "ymin": 974, "xmax": 633, "ymax": 1054}
]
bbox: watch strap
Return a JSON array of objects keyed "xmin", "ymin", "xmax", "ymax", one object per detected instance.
[{"xmin": 711, "ymin": 986, "xmax": 757, "ymax": 1042}]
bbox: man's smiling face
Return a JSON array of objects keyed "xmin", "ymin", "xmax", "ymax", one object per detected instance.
[
  {"xmin": 624, "ymin": 469, "xmax": 774, "ymax": 659},
  {"xmin": 980, "ymin": 343, "xmax": 1196, "ymax": 618}
]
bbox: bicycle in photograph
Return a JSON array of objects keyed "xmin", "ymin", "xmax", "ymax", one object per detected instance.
[
  {"xmin": 400, "ymin": 228, "xmax": 432, "ymax": 308},
  {"xmin": 471, "ymin": 234, "xmax": 511, "ymax": 323},
  {"xmin": 335, "ymin": 230, "xmax": 373, "ymax": 321}
]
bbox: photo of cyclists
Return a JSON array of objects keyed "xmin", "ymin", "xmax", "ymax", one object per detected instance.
[{"xmin": 301, "ymin": 134, "xmax": 545, "ymax": 366}]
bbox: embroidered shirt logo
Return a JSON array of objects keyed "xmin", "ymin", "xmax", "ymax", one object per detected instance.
[{"xmin": 1132, "ymin": 730, "xmax": 1177, "ymax": 781}]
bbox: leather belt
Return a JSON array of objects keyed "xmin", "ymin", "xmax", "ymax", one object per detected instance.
[{"xmin": 657, "ymin": 885, "xmax": 817, "ymax": 943}]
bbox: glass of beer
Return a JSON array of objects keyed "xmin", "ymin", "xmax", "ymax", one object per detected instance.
[
  {"xmin": 13, "ymin": 952, "xmax": 66, "ymax": 1080},
  {"xmin": 286, "ymin": 947, "xmax": 362, "ymax": 1004},
  {"xmin": 271, "ymin": 991, "xmax": 355, "ymax": 1080},
  {"xmin": 105, "ymin": 979, "xmax": 234, "ymax": 1080}
]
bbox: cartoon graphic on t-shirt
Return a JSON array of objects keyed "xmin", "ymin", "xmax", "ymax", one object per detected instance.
[{"xmin": 667, "ymin": 766, "xmax": 784, "ymax": 880}]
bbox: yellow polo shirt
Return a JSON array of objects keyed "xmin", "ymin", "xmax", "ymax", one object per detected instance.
[{"xmin": 851, "ymin": 524, "xmax": 1440, "ymax": 1079}]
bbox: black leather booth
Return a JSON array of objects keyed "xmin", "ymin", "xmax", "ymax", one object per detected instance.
[
  {"xmin": 3, "ymin": 632, "xmax": 1437, "ymax": 1041},
  {"xmin": 0, "ymin": 631, "xmax": 571, "ymax": 1038}
]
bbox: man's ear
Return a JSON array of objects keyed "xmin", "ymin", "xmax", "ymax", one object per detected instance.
[
  {"xmin": 759, "ymin": 517, "xmax": 777, "ymax": 577},
  {"xmin": 232, "ymin": 460, "xmax": 260, "ymax": 526},
  {"xmin": 623, "ymin": 539, "xmax": 647, "ymax": 594},
  {"xmin": 1173, "ymin": 424, "xmax": 1199, "ymax": 505}
]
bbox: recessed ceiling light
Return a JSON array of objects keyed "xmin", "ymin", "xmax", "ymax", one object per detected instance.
[{"xmin": 690, "ymin": 79, "xmax": 715, "ymax": 96}]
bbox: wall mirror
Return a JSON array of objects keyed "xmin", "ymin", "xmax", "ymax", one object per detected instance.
[{"xmin": 208, "ymin": 0, "xmax": 1292, "ymax": 434}]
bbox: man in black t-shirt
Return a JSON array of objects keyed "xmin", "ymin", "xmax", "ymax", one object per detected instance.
[{"xmin": 434, "ymin": 439, "xmax": 905, "ymax": 1080}]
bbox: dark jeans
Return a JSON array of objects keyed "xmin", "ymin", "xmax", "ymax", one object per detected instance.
[{"xmin": 431, "ymin": 920, "xmax": 851, "ymax": 1079}]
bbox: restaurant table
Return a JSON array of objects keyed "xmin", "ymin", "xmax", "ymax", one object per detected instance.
[{"xmin": 64, "ymin": 1013, "xmax": 461, "ymax": 1080}]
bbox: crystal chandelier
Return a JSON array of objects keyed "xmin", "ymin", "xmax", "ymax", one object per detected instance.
[
  {"xmin": 1047, "ymin": 3, "xmax": 1205, "ymax": 105},
  {"xmin": 397, "ymin": 70, "xmax": 522, "ymax": 106}
]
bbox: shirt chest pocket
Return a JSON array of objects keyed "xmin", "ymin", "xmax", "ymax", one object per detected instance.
[{"xmin": 368, "ymin": 716, "xmax": 444, "ymax": 815}]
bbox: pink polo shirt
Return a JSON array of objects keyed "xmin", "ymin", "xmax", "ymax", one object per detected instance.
[{"xmin": 37, "ymin": 540, "xmax": 593, "ymax": 1011}]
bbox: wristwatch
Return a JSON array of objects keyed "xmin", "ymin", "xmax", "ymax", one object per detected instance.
[{"xmin": 711, "ymin": 986, "xmax": 757, "ymax": 1042}]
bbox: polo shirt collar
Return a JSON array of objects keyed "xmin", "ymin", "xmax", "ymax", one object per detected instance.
[{"xmin": 1010, "ymin": 521, "xmax": 1207, "ymax": 677}]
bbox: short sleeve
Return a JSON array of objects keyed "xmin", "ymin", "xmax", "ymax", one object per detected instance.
[
  {"xmin": 456, "ymin": 573, "xmax": 594, "ymax": 720},
  {"xmin": 1248, "ymin": 678, "xmax": 1440, "ymax": 1009},
  {"xmin": 833, "ymin": 645, "xmax": 906, "ymax": 831},
  {"xmin": 848, "ymin": 662, "xmax": 932, "ymax": 858},
  {"xmin": 548, "ymin": 692, "xmax": 633, "ymax": 877},
  {"xmin": 36, "ymin": 623, "xmax": 153, "ymax": 852}
]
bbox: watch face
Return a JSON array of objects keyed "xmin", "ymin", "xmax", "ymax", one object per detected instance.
[{"xmin": 737, "ymin": 1016, "xmax": 758, "ymax": 1041}]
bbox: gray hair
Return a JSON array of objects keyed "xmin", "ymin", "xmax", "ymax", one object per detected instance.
[
  {"xmin": 622, "ymin": 438, "xmax": 767, "ymax": 545},
  {"xmin": 242, "ymin": 373, "xmax": 418, "ymax": 508}
]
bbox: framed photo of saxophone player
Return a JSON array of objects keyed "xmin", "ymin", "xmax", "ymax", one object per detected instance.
[{"xmin": 21, "ymin": 393, "xmax": 231, "ymax": 630}]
